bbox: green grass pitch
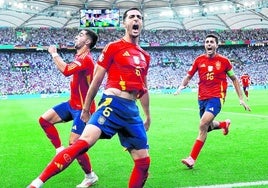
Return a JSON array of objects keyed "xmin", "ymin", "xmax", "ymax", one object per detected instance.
[{"xmin": 1, "ymin": 90, "xmax": 268, "ymax": 188}]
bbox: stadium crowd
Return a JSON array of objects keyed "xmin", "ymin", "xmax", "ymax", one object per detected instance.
[
  {"xmin": 1, "ymin": 27, "xmax": 267, "ymax": 47},
  {"xmin": 0, "ymin": 28, "xmax": 267, "ymax": 95}
]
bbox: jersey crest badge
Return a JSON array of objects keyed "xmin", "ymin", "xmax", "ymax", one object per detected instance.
[
  {"xmin": 133, "ymin": 56, "xmax": 140, "ymax": 65},
  {"xmin": 208, "ymin": 66, "xmax": 213, "ymax": 72},
  {"xmin": 216, "ymin": 61, "xmax": 221, "ymax": 70}
]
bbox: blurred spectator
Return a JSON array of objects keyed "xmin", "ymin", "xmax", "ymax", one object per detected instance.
[{"xmin": 0, "ymin": 28, "xmax": 267, "ymax": 95}]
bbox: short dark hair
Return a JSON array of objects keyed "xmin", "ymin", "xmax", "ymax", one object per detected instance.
[
  {"xmin": 84, "ymin": 29, "xmax": 98, "ymax": 49},
  {"xmin": 205, "ymin": 33, "xmax": 219, "ymax": 44},
  {"xmin": 123, "ymin": 7, "xmax": 142, "ymax": 22}
]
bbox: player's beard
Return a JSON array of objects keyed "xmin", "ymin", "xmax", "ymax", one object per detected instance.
[
  {"xmin": 131, "ymin": 34, "xmax": 140, "ymax": 38},
  {"xmin": 74, "ymin": 43, "xmax": 82, "ymax": 50}
]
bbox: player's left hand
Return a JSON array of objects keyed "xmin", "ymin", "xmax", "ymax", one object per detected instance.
[
  {"xmin": 174, "ymin": 85, "xmax": 185, "ymax": 95},
  {"xmin": 143, "ymin": 116, "xmax": 151, "ymax": 131},
  {"xmin": 240, "ymin": 99, "xmax": 251, "ymax": 111},
  {"xmin": 48, "ymin": 45, "xmax": 57, "ymax": 54},
  {"xmin": 80, "ymin": 109, "xmax": 91, "ymax": 123}
]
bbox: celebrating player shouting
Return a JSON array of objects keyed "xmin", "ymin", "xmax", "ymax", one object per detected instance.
[
  {"xmin": 27, "ymin": 8, "xmax": 151, "ymax": 188},
  {"xmin": 175, "ymin": 34, "xmax": 251, "ymax": 169}
]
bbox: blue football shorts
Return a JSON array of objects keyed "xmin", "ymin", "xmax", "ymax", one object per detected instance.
[
  {"xmin": 53, "ymin": 101, "xmax": 85, "ymax": 135},
  {"xmin": 243, "ymin": 86, "xmax": 249, "ymax": 91},
  {"xmin": 198, "ymin": 97, "xmax": 223, "ymax": 118},
  {"xmin": 88, "ymin": 94, "xmax": 149, "ymax": 150}
]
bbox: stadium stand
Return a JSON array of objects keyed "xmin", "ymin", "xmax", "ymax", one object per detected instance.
[{"xmin": 0, "ymin": 28, "xmax": 267, "ymax": 95}]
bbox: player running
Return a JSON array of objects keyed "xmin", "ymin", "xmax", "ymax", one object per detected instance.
[
  {"xmin": 175, "ymin": 33, "xmax": 251, "ymax": 169},
  {"xmin": 240, "ymin": 73, "xmax": 251, "ymax": 100}
]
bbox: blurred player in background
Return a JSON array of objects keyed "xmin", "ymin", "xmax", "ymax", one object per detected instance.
[
  {"xmin": 28, "ymin": 8, "xmax": 151, "ymax": 188},
  {"xmin": 174, "ymin": 33, "xmax": 251, "ymax": 169},
  {"xmin": 240, "ymin": 73, "xmax": 250, "ymax": 100},
  {"xmin": 38, "ymin": 29, "xmax": 99, "ymax": 187}
]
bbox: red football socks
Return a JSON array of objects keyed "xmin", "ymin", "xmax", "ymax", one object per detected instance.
[
  {"xmin": 39, "ymin": 117, "xmax": 61, "ymax": 148},
  {"xmin": 245, "ymin": 91, "xmax": 248, "ymax": 97},
  {"xmin": 129, "ymin": 157, "xmax": 150, "ymax": 188},
  {"xmin": 39, "ymin": 139, "xmax": 90, "ymax": 183},
  {"xmin": 76, "ymin": 152, "xmax": 92, "ymax": 174},
  {"xmin": 219, "ymin": 121, "xmax": 227, "ymax": 129},
  {"xmin": 190, "ymin": 139, "xmax": 204, "ymax": 160}
]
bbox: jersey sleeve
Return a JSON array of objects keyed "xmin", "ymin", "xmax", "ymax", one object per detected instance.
[
  {"xmin": 187, "ymin": 57, "xmax": 199, "ymax": 76},
  {"xmin": 63, "ymin": 55, "xmax": 92, "ymax": 76},
  {"xmin": 225, "ymin": 58, "xmax": 234, "ymax": 76},
  {"xmin": 97, "ymin": 42, "xmax": 114, "ymax": 70}
]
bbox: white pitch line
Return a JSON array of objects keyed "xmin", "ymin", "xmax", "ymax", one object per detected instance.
[
  {"xmin": 183, "ymin": 180, "xmax": 268, "ymax": 188},
  {"xmin": 180, "ymin": 108, "xmax": 268, "ymax": 118}
]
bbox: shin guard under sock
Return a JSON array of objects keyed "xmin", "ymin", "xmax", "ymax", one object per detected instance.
[
  {"xmin": 39, "ymin": 117, "xmax": 61, "ymax": 148},
  {"xmin": 129, "ymin": 156, "xmax": 150, "ymax": 188},
  {"xmin": 190, "ymin": 139, "xmax": 204, "ymax": 160},
  {"xmin": 39, "ymin": 139, "xmax": 90, "ymax": 182},
  {"xmin": 76, "ymin": 150, "xmax": 92, "ymax": 174}
]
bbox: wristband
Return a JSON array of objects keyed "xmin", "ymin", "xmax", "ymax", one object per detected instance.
[
  {"xmin": 83, "ymin": 108, "xmax": 89, "ymax": 113},
  {"xmin": 51, "ymin": 53, "xmax": 59, "ymax": 58}
]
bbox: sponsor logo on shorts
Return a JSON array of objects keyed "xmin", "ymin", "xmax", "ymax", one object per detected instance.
[{"xmin": 98, "ymin": 116, "xmax": 106, "ymax": 125}]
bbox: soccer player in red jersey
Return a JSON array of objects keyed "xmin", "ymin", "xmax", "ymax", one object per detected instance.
[
  {"xmin": 174, "ymin": 34, "xmax": 251, "ymax": 169},
  {"xmin": 240, "ymin": 73, "xmax": 250, "ymax": 100},
  {"xmin": 37, "ymin": 29, "xmax": 99, "ymax": 187},
  {"xmin": 27, "ymin": 8, "xmax": 151, "ymax": 188}
]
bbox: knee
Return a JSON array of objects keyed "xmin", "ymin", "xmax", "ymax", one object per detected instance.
[
  {"xmin": 39, "ymin": 117, "xmax": 50, "ymax": 128},
  {"xmin": 69, "ymin": 140, "xmax": 75, "ymax": 146},
  {"xmin": 199, "ymin": 122, "xmax": 208, "ymax": 132}
]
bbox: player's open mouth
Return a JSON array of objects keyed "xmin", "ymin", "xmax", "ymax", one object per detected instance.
[
  {"xmin": 133, "ymin": 24, "xmax": 139, "ymax": 30},
  {"xmin": 207, "ymin": 47, "xmax": 213, "ymax": 52}
]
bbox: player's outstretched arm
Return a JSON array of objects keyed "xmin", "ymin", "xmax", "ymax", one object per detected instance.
[
  {"xmin": 239, "ymin": 99, "xmax": 251, "ymax": 111},
  {"xmin": 174, "ymin": 75, "xmax": 192, "ymax": 95}
]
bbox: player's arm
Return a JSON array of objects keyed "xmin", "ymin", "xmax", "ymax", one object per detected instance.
[
  {"xmin": 48, "ymin": 45, "xmax": 67, "ymax": 73},
  {"xmin": 80, "ymin": 64, "xmax": 106, "ymax": 122},
  {"xmin": 228, "ymin": 70, "xmax": 251, "ymax": 111},
  {"xmin": 139, "ymin": 77, "xmax": 151, "ymax": 131},
  {"xmin": 174, "ymin": 74, "xmax": 192, "ymax": 95}
]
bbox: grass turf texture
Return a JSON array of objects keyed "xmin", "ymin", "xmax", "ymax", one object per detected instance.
[{"xmin": 1, "ymin": 90, "xmax": 268, "ymax": 188}]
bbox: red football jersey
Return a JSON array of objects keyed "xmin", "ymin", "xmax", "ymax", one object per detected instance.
[
  {"xmin": 62, "ymin": 50, "xmax": 95, "ymax": 112},
  {"xmin": 97, "ymin": 39, "xmax": 150, "ymax": 98},
  {"xmin": 240, "ymin": 74, "xmax": 250, "ymax": 87},
  {"xmin": 187, "ymin": 53, "xmax": 233, "ymax": 100}
]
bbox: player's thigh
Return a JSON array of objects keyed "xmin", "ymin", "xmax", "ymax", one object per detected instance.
[
  {"xmin": 50, "ymin": 102, "xmax": 72, "ymax": 123},
  {"xmin": 41, "ymin": 108, "xmax": 62, "ymax": 123},
  {"xmin": 200, "ymin": 111, "xmax": 215, "ymax": 126},
  {"xmin": 69, "ymin": 132, "xmax": 81, "ymax": 145},
  {"xmin": 79, "ymin": 124, "xmax": 102, "ymax": 146}
]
